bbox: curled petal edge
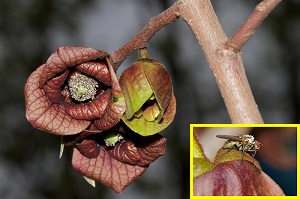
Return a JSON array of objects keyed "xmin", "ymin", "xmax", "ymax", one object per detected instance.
[
  {"xmin": 25, "ymin": 64, "xmax": 90, "ymax": 135},
  {"xmin": 39, "ymin": 46, "xmax": 108, "ymax": 87}
]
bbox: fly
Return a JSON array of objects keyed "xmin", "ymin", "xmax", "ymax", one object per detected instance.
[{"xmin": 216, "ymin": 134, "xmax": 262, "ymax": 160}]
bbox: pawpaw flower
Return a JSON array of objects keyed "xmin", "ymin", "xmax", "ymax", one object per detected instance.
[
  {"xmin": 25, "ymin": 46, "xmax": 125, "ymax": 135},
  {"xmin": 119, "ymin": 54, "xmax": 176, "ymax": 136},
  {"xmin": 63, "ymin": 123, "xmax": 166, "ymax": 193}
]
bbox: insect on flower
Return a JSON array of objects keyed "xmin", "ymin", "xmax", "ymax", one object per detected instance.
[{"xmin": 216, "ymin": 134, "xmax": 262, "ymax": 160}]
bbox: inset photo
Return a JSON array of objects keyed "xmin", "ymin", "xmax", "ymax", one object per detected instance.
[{"xmin": 190, "ymin": 124, "xmax": 297, "ymax": 197}]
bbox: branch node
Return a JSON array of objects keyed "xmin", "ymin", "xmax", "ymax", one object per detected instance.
[{"xmin": 225, "ymin": 0, "xmax": 282, "ymax": 52}]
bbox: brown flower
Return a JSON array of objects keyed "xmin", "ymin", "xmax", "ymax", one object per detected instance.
[
  {"xmin": 63, "ymin": 124, "xmax": 166, "ymax": 193},
  {"xmin": 25, "ymin": 47, "xmax": 125, "ymax": 135}
]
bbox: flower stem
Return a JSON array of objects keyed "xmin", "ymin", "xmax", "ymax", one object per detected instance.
[{"xmin": 138, "ymin": 47, "xmax": 148, "ymax": 59}]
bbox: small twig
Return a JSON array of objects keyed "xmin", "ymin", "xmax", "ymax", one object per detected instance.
[
  {"xmin": 225, "ymin": 0, "xmax": 282, "ymax": 52},
  {"xmin": 109, "ymin": 2, "xmax": 181, "ymax": 71}
]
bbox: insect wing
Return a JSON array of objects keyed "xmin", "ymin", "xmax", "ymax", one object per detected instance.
[{"xmin": 216, "ymin": 135, "xmax": 244, "ymax": 142}]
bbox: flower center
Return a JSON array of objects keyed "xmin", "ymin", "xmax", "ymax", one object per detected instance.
[
  {"xmin": 103, "ymin": 132, "xmax": 124, "ymax": 147},
  {"xmin": 68, "ymin": 73, "xmax": 98, "ymax": 102}
]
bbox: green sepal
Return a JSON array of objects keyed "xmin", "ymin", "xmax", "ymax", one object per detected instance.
[
  {"xmin": 193, "ymin": 134, "xmax": 214, "ymax": 179},
  {"xmin": 121, "ymin": 94, "xmax": 176, "ymax": 136},
  {"xmin": 214, "ymin": 147, "xmax": 262, "ymax": 171},
  {"xmin": 119, "ymin": 63, "xmax": 153, "ymax": 119}
]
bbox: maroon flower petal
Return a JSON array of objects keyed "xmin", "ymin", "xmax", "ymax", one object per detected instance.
[
  {"xmin": 94, "ymin": 59, "xmax": 126, "ymax": 130},
  {"xmin": 63, "ymin": 127, "xmax": 100, "ymax": 146},
  {"xmin": 39, "ymin": 47, "xmax": 108, "ymax": 87},
  {"xmin": 107, "ymin": 139, "xmax": 141, "ymax": 165},
  {"xmin": 65, "ymin": 89, "xmax": 111, "ymax": 120},
  {"xmin": 76, "ymin": 139, "xmax": 100, "ymax": 159},
  {"xmin": 143, "ymin": 59, "xmax": 173, "ymax": 115},
  {"xmin": 72, "ymin": 147, "xmax": 147, "ymax": 193},
  {"xmin": 107, "ymin": 133, "xmax": 166, "ymax": 167},
  {"xmin": 43, "ymin": 70, "xmax": 69, "ymax": 104},
  {"xmin": 76, "ymin": 61, "xmax": 111, "ymax": 86},
  {"xmin": 25, "ymin": 64, "xmax": 91, "ymax": 135},
  {"xmin": 194, "ymin": 161, "xmax": 285, "ymax": 196},
  {"xmin": 136, "ymin": 134, "xmax": 167, "ymax": 166},
  {"xmin": 94, "ymin": 98, "xmax": 125, "ymax": 130}
]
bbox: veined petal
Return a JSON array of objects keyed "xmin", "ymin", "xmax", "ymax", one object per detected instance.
[
  {"xmin": 94, "ymin": 59, "xmax": 126, "ymax": 130},
  {"xmin": 43, "ymin": 70, "xmax": 69, "ymax": 104},
  {"xmin": 119, "ymin": 63, "xmax": 153, "ymax": 119},
  {"xmin": 76, "ymin": 61, "xmax": 111, "ymax": 86},
  {"xmin": 142, "ymin": 59, "xmax": 173, "ymax": 119},
  {"xmin": 39, "ymin": 47, "xmax": 108, "ymax": 87},
  {"xmin": 65, "ymin": 90, "xmax": 111, "ymax": 120},
  {"xmin": 72, "ymin": 147, "xmax": 147, "ymax": 193},
  {"xmin": 25, "ymin": 64, "xmax": 90, "ymax": 135}
]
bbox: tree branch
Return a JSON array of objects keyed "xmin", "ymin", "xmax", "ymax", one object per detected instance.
[
  {"xmin": 225, "ymin": 0, "xmax": 282, "ymax": 52},
  {"xmin": 178, "ymin": 0, "xmax": 266, "ymax": 123},
  {"xmin": 109, "ymin": 2, "xmax": 181, "ymax": 71},
  {"xmin": 109, "ymin": 0, "xmax": 281, "ymax": 123}
]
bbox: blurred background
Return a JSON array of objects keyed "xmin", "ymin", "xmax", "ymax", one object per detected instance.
[
  {"xmin": 252, "ymin": 127, "xmax": 297, "ymax": 196},
  {"xmin": 0, "ymin": 0, "xmax": 299, "ymax": 198}
]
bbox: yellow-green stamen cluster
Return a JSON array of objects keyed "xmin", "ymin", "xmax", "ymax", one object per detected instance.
[
  {"xmin": 68, "ymin": 73, "xmax": 98, "ymax": 102},
  {"xmin": 103, "ymin": 132, "xmax": 124, "ymax": 147}
]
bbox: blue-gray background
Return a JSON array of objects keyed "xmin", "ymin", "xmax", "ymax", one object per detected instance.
[{"xmin": 0, "ymin": 0, "xmax": 299, "ymax": 198}]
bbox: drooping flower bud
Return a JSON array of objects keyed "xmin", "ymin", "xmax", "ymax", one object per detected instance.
[{"xmin": 119, "ymin": 53, "xmax": 176, "ymax": 136}]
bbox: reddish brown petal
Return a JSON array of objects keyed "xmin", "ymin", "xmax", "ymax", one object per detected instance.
[
  {"xmin": 63, "ymin": 127, "xmax": 100, "ymax": 146},
  {"xmin": 72, "ymin": 147, "xmax": 147, "ymax": 193},
  {"xmin": 76, "ymin": 61, "xmax": 111, "ymax": 86},
  {"xmin": 143, "ymin": 59, "xmax": 173, "ymax": 116},
  {"xmin": 136, "ymin": 134, "xmax": 167, "ymax": 167},
  {"xmin": 107, "ymin": 140, "xmax": 141, "ymax": 165},
  {"xmin": 76, "ymin": 139, "xmax": 100, "ymax": 159},
  {"xmin": 39, "ymin": 47, "xmax": 108, "ymax": 87},
  {"xmin": 119, "ymin": 62, "xmax": 153, "ymax": 119},
  {"xmin": 43, "ymin": 70, "xmax": 69, "ymax": 104},
  {"xmin": 25, "ymin": 64, "xmax": 91, "ymax": 135},
  {"xmin": 65, "ymin": 90, "xmax": 111, "ymax": 120},
  {"xmin": 94, "ymin": 59, "xmax": 126, "ymax": 130},
  {"xmin": 94, "ymin": 98, "xmax": 125, "ymax": 130},
  {"xmin": 107, "ymin": 57, "xmax": 123, "ymax": 98},
  {"xmin": 194, "ymin": 161, "xmax": 285, "ymax": 196}
]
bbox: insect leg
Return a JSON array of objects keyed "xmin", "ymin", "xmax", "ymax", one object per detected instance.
[
  {"xmin": 216, "ymin": 145, "xmax": 235, "ymax": 161},
  {"xmin": 252, "ymin": 150, "xmax": 257, "ymax": 158},
  {"xmin": 241, "ymin": 144, "xmax": 245, "ymax": 162}
]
